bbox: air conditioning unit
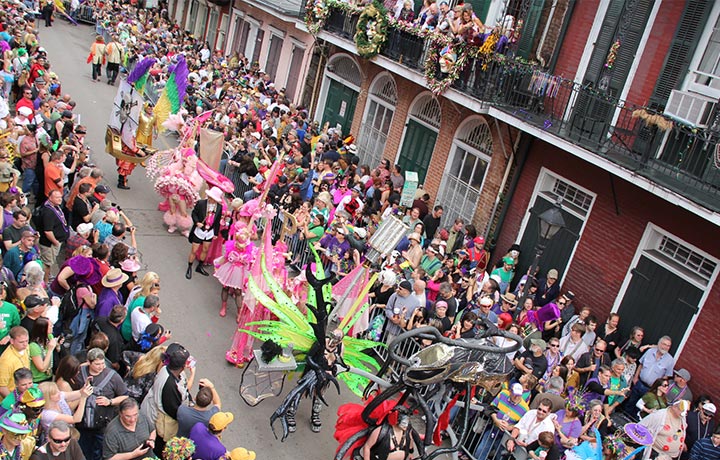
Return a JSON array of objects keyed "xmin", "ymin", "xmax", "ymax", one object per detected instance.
[{"xmin": 664, "ymin": 90, "xmax": 716, "ymax": 128}]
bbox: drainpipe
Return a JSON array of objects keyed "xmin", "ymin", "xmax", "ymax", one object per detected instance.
[
  {"xmin": 548, "ymin": 0, "xmax": 577, "ymax": 73},
  {"xmin": 489, "ymin": 133, "xmax": 533, "ymax": 257},
  {"xmin": 536, "ymin": 0, "xmax": 559, "ymax": 67},
  {"xmin": 309, "ymin": 43, "xmax": 326, "ymax": 118}
]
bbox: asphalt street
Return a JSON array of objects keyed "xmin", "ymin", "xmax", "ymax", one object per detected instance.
[{"xmin": 38, "ymin": 19, "xmax": 351, "ymax": 457}]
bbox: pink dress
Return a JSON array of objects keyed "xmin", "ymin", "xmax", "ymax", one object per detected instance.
[
  {"xmin": 226, "ymin": 229, "xmax": 273, "ymax": 365},
  {"xmin": 213, "ymin": 236, "xmax": 256, "ymax": 289}
]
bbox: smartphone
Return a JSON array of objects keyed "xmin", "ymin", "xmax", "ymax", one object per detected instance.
[{"xmin": 186, "ymin": 356, "xmax": 196, "ymax": 369}]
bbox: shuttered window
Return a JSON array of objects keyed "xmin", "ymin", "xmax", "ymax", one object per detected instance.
[
  {"xmin": 516, "ymin": 0, "xmax": 546, "ymax": 59},
  {"xmin": 584, "ymin": 0, "xmax": 654, "ymax": 97},
  {"xmin": 265, "ymin": 34, "xmax": 284, "ymax": 81},
  {"xmin": 648, "ymin": 0, "xmax": 712, "ymax": 109}
]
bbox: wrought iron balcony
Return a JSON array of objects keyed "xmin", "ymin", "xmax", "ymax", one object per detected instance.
[{"xmin": 319, "ymin": 6, "xmax": 720, "ymax": 212}]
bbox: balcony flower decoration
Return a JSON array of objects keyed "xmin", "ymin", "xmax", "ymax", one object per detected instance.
[
  {"xmin": 424, "ymin": 38, "xmax": 468, "ymax": 95},
  {"xmin": 305, "ymin": 0, "xmax": 330, "ymax": 36},
  {"xmin": 471, "ymin": 29, "xmax": 501, "ymax": 71},
  {"xmin": 354, "ymin": 0, "xmax": 389, "ymax": 59},
  {"xmin": 605, "ymin": 39, "xmax": 620, "ymax": 69}
]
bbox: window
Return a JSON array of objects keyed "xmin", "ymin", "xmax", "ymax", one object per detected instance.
[
  {"xmin": 231, "ymin": 16, "xmax": 249, "ymax": 56},
  {"xmin": 285, "ymin": 44, "xmax": 305, "ymax": 100},
  {"xmin": 357, "ymin": 74, "xmax": 397, "ymax": 168},
  {"xmin": 436, "ymin": 119, "xmax": 493, "ymax": 225},
  {"xmin": 265, "ymin": 33, "xmax": 284, "ymax": 81},
  {"xmin": 216, "ymin": 14, "xmax": 228, "ymax": 53},
  {"xmin": 195, "ymin": 4, "xmax": 208, "ymax": 41},
  {"xmin": 206, "ymin": 9, "xmax": 219, "ymax": 50},
  {"xmin": 186, "ymin": 1, "xmax": 198, "ymax": 33}
]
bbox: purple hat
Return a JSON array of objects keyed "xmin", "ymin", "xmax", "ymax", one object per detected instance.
[{"xmin": 67, "ymin": 256, "xmax": 103, "ymax": 285}]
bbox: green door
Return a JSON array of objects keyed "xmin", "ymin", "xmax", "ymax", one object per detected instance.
[
  {"xmin": 322, "ymin": 79, "xmax": 358, "ymax": 135},
  {"xmin": 397, "ymin": 119, "xmax": 437, "ymax": 183},
  {"xmin": 515, "ymin": 196, "xmax": 582, "ymax": 289},
  {"xmin": 616, "ymin": 256, "xmax": 702, "ymax": 355}
]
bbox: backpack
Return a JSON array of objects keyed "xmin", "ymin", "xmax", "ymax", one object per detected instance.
[
  {"xmin": 80, "ymin": 366, "xmax": 116, "ymax": 430},
  {"xmin": 59, "ymin": 283, "xmax": 88, "ymax": 325}
]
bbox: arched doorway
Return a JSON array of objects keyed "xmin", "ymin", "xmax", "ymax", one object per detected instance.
[
  {"xmin": 436, "ymin": 117, "xmax": 493, "ymax": 225},
  {"xmin": 396, "ymin": 93, "xmax": 440, "ymax": 183},
  {"xmin": 317, "ymin": 54, "xmax": 362, "ymax": 135},
  {"xmin": 357, "ymin": 73, "xmax": 397, "ymax": 167}
]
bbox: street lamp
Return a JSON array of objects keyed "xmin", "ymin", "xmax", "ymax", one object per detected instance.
[{"xmin": 521, "ymin": 198, "xmax": 566, "ymax": 300}]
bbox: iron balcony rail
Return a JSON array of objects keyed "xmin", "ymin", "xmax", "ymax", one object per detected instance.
[{"xmin": 321, "ymin": 6, "xmax": 720, "ymax": 212}]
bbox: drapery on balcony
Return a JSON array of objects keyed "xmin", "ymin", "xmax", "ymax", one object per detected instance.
[{"xmin": 318, "ymin": 5, "xmax": 720, "ymax": 212}]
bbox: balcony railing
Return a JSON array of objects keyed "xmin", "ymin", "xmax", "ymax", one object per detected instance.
[{"xmin": 319, "ymin": 6, "xmax": 720, "ymax": 212}]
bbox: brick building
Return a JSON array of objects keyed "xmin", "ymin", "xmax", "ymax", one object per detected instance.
[{"xmin": 183, "ymin": 0, "xmax": 720, "ymax": 398}]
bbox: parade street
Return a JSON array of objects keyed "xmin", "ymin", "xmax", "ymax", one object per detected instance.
[{"xmin": 39, "ymin": 20, "xmax": 350, "ymax": 456}]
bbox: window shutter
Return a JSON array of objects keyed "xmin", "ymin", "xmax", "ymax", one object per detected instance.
[
  {"xmin": 252, "ymin": 29, "xmax": 264, "ymax": 64},
  {"xmin": 607, "ymin": 0, "xmax": 654, "ymax": 97},
  {"xmin": 648, "ymin": 0, "xmax": 713, "ymax": 109},
  {"xmin": 583, "ymin": 0, "xmax": 626, "ymax": 84},
  {"xmin": 465, "ymin": 0, "xmax": 491, "ymax": 24},
  {"xmin": 516, "ymin": 0, "xmax": 547, "ymax": 59}
]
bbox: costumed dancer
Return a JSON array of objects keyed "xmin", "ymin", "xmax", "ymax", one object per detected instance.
[
  {"xmin": 154, "ymin": 148, "xmax": 203, "ymax": 237},
  {"xmin": 115, "ymin": 103, "xmax": 156, "ymax": 190},
  {"xmin": 334, "ymin": 403, "xmax": 423, "ymax": 460},
  {"xmin": 186, "ymin": 186, "xmax": 224, "ymax": 279},
  {"xmin": 236, "ymin": 246, "xmax": 381, "ymax": 439},
  {"xmin": 199, "ymin": 197, "xmax": 239, "ymax": 266},
  {"xmin": 225, "ymin": 204, "xmax": 273, "ymax": 365},
  {"xmin": 213, "ymin": 222, "xmax": 257, "ymax": 318}
]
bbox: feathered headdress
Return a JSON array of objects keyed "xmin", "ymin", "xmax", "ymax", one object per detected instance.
[
  {"xmin": 126, "ymin": 57, "xmax": 157, "ymax": 96},
  {"xmin": 154, "ymin": 55, "xmax": 189, "ymax": 131}
]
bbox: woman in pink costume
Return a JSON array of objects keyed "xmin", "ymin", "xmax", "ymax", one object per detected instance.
[
  {"xmin": 154, "ymin": 148, "xmax": 203, "ymax": 237},
  {"xmin": 226, "ymin": 205, "xmax": 283, "ymax": 366},
  {"xmin": 213, "ymin": 224, "xmax": 257, "ymax": 318}
]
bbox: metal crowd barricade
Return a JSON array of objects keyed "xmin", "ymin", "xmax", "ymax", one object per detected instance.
[
  {"xmin": 450, "ymin": 401, "xmax": 513, "ymax": 460},
  {"xmin": 75, "ymin": 4, "xmax": 95, "ymax": 24}
]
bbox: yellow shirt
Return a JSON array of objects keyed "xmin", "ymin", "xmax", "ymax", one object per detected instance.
[{"xmin": 0, "ymin": 346, "xmax": 30, "ymax": 391}]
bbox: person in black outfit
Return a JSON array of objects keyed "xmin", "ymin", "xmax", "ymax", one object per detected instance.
[
  {"xmin": 37, "ymin": 190, "xmax": 70, "ymax": 282},
  {"xmin": 186, "ymin": 187, "xmax": 223, "ymax": 279},
  {"xmin": 90, "ymin": 305, "xmax": 127, "ymax": 373},
  {"xmin": 71, "ymin": 183, "xmax": 98, "ymax": 231}
]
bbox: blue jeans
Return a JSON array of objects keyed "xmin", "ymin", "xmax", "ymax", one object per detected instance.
[
  {"xmin": 473, "ymin": 426, "xmax": 504, "ymax": 460},
  {"xmin": 78, "ymin": 428, "xmax": 104, "ymax": 460},
  {"xmin": 21, "ymin": 167, "xmax": 37, "ymax": 197}
]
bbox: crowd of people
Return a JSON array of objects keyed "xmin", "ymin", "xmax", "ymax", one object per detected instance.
[
  {"xmin": 0, "ymin": 2, "xmax": 264, "ymax": 460},
  {"xmin": 0, "ymin": 0, "xmax": 714, "ymax": 459}
]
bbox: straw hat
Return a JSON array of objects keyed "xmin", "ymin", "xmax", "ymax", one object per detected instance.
[{"xmin": 102, "ymin": 268, "xmax": 129, "ymax": 288}]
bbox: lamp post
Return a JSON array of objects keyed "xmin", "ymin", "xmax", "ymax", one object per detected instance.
[{"xmin": 521, "ymin": 198, "xmax": 566, "ymax": 300}]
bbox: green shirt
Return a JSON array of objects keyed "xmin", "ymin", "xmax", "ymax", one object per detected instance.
[
  {"xmin": 29, "ymin": 340, "xmax": 53, "ymax": 382},
  {"xmin": 0, "ymin": 301, "xmax": 21, "ymax": 354},
  {"xmin": 121, "ymin": 295, "xmax": 145, "ymax": 342},
  {"xmin": 307, "ymin": 225, "xmax": 325, "ymax": 245}
]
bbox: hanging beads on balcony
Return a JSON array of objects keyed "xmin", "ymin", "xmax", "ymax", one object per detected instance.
[{"xmin": 354, "ymin": 0, "xmax": 389, "ymax": 59}]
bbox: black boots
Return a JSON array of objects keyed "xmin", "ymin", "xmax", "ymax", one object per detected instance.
[
  {"xmin": 118, "ymin": 175, "xmax": 130, "ymax": 190},
  {"xmin": 185, "ymin": 263, "xmax": 192, "ymax": 280},
  {"xmin": 195, "ymin": 261, "xmax": 209, "ymax": 276}
]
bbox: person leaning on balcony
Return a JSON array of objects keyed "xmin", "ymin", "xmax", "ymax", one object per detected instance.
[{"xmin": 451, "ymin": 4, "xmax": 485, "ymax": 42}]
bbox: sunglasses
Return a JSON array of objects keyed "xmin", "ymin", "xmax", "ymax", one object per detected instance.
[
  {"xmin": 536, "ymin": 408, "xmax": 549, "ymax": 414},
  {"xmin": 549, "ymin": 343, "xmax": 559, "ymax": 348},
  {"xmin": 558, "ymin": 302, "xmax": 566, "ymax": 305},
  {"xmin": 703, "ymin": 411, "xmax": 715, "ymax": 417},
  {"xmin": 51, "ymin": 436, "xmax": 71, "ymax": 444}
]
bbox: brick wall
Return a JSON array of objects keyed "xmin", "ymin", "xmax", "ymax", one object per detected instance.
[
  {"xmin": 534, "ymin": 0, "xmax": 570, "ymax": 65},
  {"xmin": 553, "ymin": 0, "xmax": 600, "ymax": 78},
  {"xmin": 496, "ymin": 140, "xmax": 720, "ymax": 402},
  {"xmin": 340, "ymin": 58, "xmax": 515, "ymax": 231},
  {"xmin": 622, "ymin": 0, "xmax": 684, "ymax": 106}
]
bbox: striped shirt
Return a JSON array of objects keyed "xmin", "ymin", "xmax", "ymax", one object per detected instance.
[
  {"xmin": 689, "ymin": 437, "xmax": 720, "ymax": 460},
  {"xmin": 492, "ymin": 389, "xmax": 529, "ymax": 422}
]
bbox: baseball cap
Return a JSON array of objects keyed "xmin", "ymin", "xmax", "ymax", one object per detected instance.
[
  {"xmin": 95, "ymin": 184, "xmax": 111, "ymax": 194},
  {"xmin": 25, "ymin": 294, "xmax": 49, "ymax": 309},
  {"xmin": 702, "ymin": 402, "xmax": 716, "ymax": 415},
  {"xmin": 209, "ymin": 412, "xmax": 234, "ymax": 431},
  {"xmin": 511, "ymin": 383, "xmax": 524, "ymax": 396},
  {"xmin": 398, "ymin": 280, "xmax": 412, "ymax": 291}
]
